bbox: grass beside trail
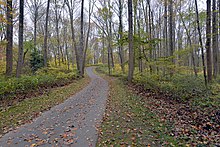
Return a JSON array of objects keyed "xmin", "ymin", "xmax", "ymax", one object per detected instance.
[
  {"xmin": 97, "ymin": 77, "xmax": 182, "ymax": 146},
  {"xmin": 0, "ymin": 76, "xmax": 90, "ymax": 136}
]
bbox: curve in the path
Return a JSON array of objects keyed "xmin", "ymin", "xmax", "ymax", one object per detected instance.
[{"xmin": 0, "ymin": 67, "xmax": 108, "ymax": 147}]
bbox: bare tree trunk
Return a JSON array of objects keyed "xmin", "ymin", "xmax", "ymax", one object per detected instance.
[
  {"xmin": 108, "ymin": 1, "xmax": 114, "ymax": 69},
  {"xmin": 169, "ymin": 0, "xmax": 174, "ymax": 66},
  {"xmin": 218, "ymin": 0, "xmax": 220, "ymax": 74},
  {"xmin": 206, "ymin": 0, "xmax": 212, "ymax": 82},
  {"xmin": 34, "ymin": 0, "xmax": 37, "ymax": 47},
  {"xmin": 213, "ymin": 0, "xmax": 218, "ymax": 78},
  {"xmin": 16, "ymin": 0, "xmax": 24, "ymax": 78},
  {"xmin": 195, "ymin": 0, "xmax": 207, "ymax": 86},
  {"xmin": 102, "ymin": 31, "xmax": 105, "ymax": 64},
  {"xmin": 65, "ymin": 0, "xmax": 79, "ymax": 70},
  {"xmin": 43, "ymin": 0, "xmax": 50, "ymax": 67},
  {"xmin": 128, "ymin": 0, "xmax": 134, "ymax": 82},
  {"xmin": 55, "ymin": 0, "xmax": 61, "ymax": 66},
  {"xmin": 107, "ymin": 41, "xmax": 111, "ymax": 75},
  {"xmin": 137, "ymin": 4, "xmax": 142, "ymax": 73},
  {"xmin": 147, "ymin": 0, "xmax": 153, "ymax": 73},
  {"xmin": 79, "ymin": 0, "xmax": 84, "ymax": 76},
  {"xmin": 118, "ymin": 0, "xmax": 125, "ymax": 73},
  {"xmin": 82, "ymin": 0, "xmax": 94, "ymax": 75},
  {"xmin": 163, "ymin": 0, "xmax": 168, "ymax": 75},
  {"xmin": 6, "ymin": 0, "xmax": 13, "ymax": 76}
]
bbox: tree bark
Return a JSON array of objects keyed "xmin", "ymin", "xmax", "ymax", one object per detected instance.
[
  {"xmin": 82, "ymin": 0, "xmax": 94, "ymax": 75},
  {"xmin": 212, "ymin": 0, "xmax": 218, "ymax": 78},
  {"xmin": 169, "ymin": 0, "xmax": 174, "ymax": 63},
  {"xmin": 34, "ymin": 0, "xmax": 37, "ymax": 47},
  {"xmin": 118, "ymin": 0, "xmax": 125, "ymax": 73},
  {"xmin": 43, "ymin": 0, "xmax": 50, "ymax": 67},
  {"xmin": 195, "ymin": 0, "xmax": 207, "ymax": 86},
  {"xmin": 218, "ymin": 0, "xmax": 220, "ymax": 74},
  {"xmin": 79, "ymin": 0, "xmax": 84, "ymax": 76},
  {"xmin": 206, "ymin": 0, "xmax": 212, "ymax": 82},
  {"xmin": 128, "ymin": 0, "xmax": 134, "ymax": 82},
  {"xmin": 6, "ymin": 0, "xmax": 13, "ymax": 76},
  {"xmin": 137, "ymin": 4, "xmax": 143, "ymax": 73},
  {"xmin": 55, "ymin": 0, "xmax": 61, "ymax": 66},
  {"xmin": 16, "ymin": 0, "xmax": 24, "ymax": 78},
  {"xmin": 65, "ymin": 0, "xmax": 79, "ymax": 70}
]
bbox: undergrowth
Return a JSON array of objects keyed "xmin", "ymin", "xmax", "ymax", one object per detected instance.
[
  {"xmin": 0, "ymin": 67, "xmax": 79, "ymax": 101},
  {"xmin": 96, "ymin": 64, "xmax": 220, "ymax": 108}
]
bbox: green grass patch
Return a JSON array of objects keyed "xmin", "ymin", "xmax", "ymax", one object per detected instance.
[
  {"xmin": 97, "ymin": 77, "xmax": 182, "ymax": 146},
  {"xmin": 0, "ymin": 75, "xmax": 90, "ymax": 136}
]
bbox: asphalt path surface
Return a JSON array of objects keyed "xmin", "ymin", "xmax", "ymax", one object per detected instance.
[{"xmin": 0, "ymin": 67, "xmax": 109, "ymax": 147}]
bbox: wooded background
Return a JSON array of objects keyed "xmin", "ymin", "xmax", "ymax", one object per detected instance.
[{"xmin": 0, "ymin": 0, "xmax": 219, "ymax": 85}]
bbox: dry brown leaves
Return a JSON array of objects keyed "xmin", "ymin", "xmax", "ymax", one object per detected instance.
[{"xmin": 127, "ymin": 83, "xmax": 220, "ymax": 146}]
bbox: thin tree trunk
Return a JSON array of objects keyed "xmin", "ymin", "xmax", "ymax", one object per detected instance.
[
  {"xmin": 43, "ymin": 0, "xmax": 50, "ymax": 67},
  {"xmin": 195, "ymin": 0, "xmax": 207, "ymax": 86},
  {"xmin": 213, "ymin": 0, "xmax": 218, "ymax": 78},
  {"xmin": 55, "ymin": 0, "xmax": 61, "ymax": 66},
  {"xmin": 206, "ymin": 0, "xmax": 212, "ymax": 82},
  {"xmin": 102, "ymin": 31, "xmax": 105, "ymax": 64},
  {"xmin": 34, "ymin": 0, "xmax": 37, "ymax": 47},
  {"xmin": 16, "ymin": 0, "xmax": 24, "ymax": 78},
  {"xmin": 118, "ymin": 0, "xmax": 125, "ymax": 73},
  {"xmin": 179, "ymin": 12, "xmax": 197, "ymax": 76},
  {"xmin": 66, "ymin": 1, "xmax": 79, "ymax": 69},
  {"xmin": 137, "ymin": 5, "xmax": 142, "ymax": 73},
  {"xmin": 218, "ymin": 0, "xmax": 220, "ymax": 74},
  {"xmin": 79, "ymin": 0, "xmax": 84, "ymax": 76},
  {"xmin": 108, "ymin": 1, "xmax": 114, "ymax": 68},
  {"xmin": 6, "ymin": 0, "xmax": 13, "ymax": 76},
  {"xmin": 147, "ymin": 0, "xmax": 153, "ymax": 73},
  {"xmin": 82, "ymin": 0, "xmax": 94, "ymax": 75},
  {"xmin": 169, "ymin": 0, "xmax": 174, "ymax": 67},
  {"xmin": 128, "ymin": 0, "xmax": 134, "ymax": 82}
]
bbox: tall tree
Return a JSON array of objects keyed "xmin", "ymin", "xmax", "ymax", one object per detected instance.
[
  {"xmin": 128, "ymin": 0, "xmax": 134, "ymax": 82},
  {"xmin": 82, "ymin": 0, "xmax": 94, "ymax": 74},
  {"xmin": 27, "ymin": 0, "xmax": 44, "ymax": 47},
  {"xmin": 206, "ymin": 0, "xmax": 212, "ymax": 82},
  {"xmin": 212, "ymin": 0, "xmax": 218, "ymax": 78},
  {"xmin": 179, "ymin": 11, "xmax": 197, "ymax": 76},
  {"xmin": 79, "ymin": 0, "xmax": 84, "ymax": 76},
  {"xmin": 65, "ymin": 0, "xmax": 79, "ymax": 70},
  {"xmin": 169, "ymin": 0, "xmax": 174, "ymax": 64},
  {"xmin": 218, "ymin": 0, "xmax": 220, "ymax": 74},
  {"xmin": 54, "ymin": 0, "xmax": 61, "ymax": 66},
  {"xmin": 43, "ymin": 0, "xmax": 50, "ymax": 67},
  {"xmin": 6, "ymin": 0, "xmax": 13, "ymax": 76},
  {"xmin": 118, "ymin": 0, "xmax": 125, "ymax": 73},
  {"xmin": 16, "ymin": 0, "xmax": 24, "ymax": 77},
  {"xmin": 195, "ymin": 0, "xmax": 207, "ymax": 85}
]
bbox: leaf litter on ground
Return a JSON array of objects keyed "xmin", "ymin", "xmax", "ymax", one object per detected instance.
[{"xmin": 127, "ymin": 82, "xmax": 220, "ymax": 146}]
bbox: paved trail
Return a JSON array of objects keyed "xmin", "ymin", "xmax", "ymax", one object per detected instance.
[{"xmin": 0, "ymin": 67, "xmax": 109, "ymax": 147}]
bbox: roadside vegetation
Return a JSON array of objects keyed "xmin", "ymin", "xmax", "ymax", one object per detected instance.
[
  {"xmin": 97, "ymin": 74, "xmax": 181, "ymax": 146},
  {"xmin": 0, "ymin": 66, "xmax": 80, "ymax": 108},
  {"xmin": 0, "ymin": 72, "xmax": 90, "ymax": 137},
  {"xmin": 96, "ymin": 65, "xmax": 220, "ymax": 146}
]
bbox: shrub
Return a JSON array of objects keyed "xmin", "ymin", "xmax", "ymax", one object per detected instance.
[
  {"xmin": 30, "ymin": 49, "xmax": 44, "ymax": 73},
  {"xmin": 133, "ymin": 73, "xmax": 208, "ymax": 101},
  {"xmin": 0, "ymin": 68, "xmax": 78, "ymax": 99}
]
